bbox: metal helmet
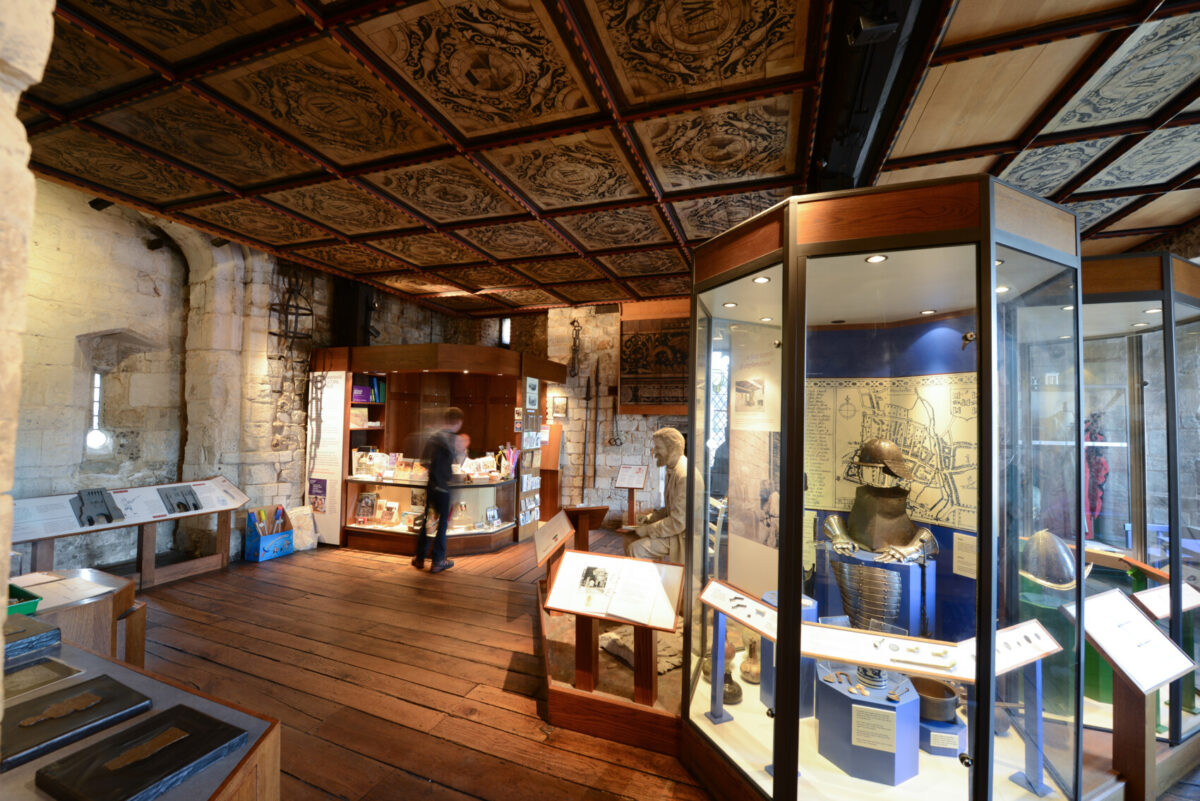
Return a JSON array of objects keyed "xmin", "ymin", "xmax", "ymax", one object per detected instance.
[
  {"xmin": 1019, "ymin": 528, "xmax": 1087, "ymax": 590},
  {"xmin": 851, "ymin": 438, "xmax": 914, "ymax": 481}
]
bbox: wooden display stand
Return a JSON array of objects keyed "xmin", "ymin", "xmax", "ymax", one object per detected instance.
[
  {"xmin": 563, "ymin": 505, "xmax": 608, "ymax": 550},
  {"xmin": 540, "ymin": 422, "xmax": 563, "ymax": 521},
  {"xmin": 614, "ymin": 465, "xmax": 648, "ymax": 525},
  {"xmin": 19, "ymin": 568, "xmax": 147, "ymax": 667}
]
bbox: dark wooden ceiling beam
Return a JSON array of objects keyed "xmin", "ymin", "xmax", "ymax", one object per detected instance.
[
  {"xmin": 54, "ymin": 3, "xmax": 176, "ymax": 79},
  {"xmin": 799, "ymin": 2, "xmax": 834, "ymax": 188},
  {"xmin": 1088, "ymin": 224, "xmax": 1177, "ymax": 238},
  {"xmin": 1076, "ymin": 148, "xmax": 1200, "ymax": 235}
]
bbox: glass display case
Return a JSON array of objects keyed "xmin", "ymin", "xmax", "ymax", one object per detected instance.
[
  {"xmin": 343, "ymin": 475, "xmax": 516, "ymax": 544},
  {"xmin": 686, "ymin": 176, "xmax": 1086, "ymax": 801},
  {"xmin": 1080, "ymin": 252, "xmax": 1200, "ymax": 743}
]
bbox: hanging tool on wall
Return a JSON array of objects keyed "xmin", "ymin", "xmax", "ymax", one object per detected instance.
[
  {"xmin": 581, "ymin": 364, "xmax": 592, "ymax": 499},
  {"xmin": 568, "ymin": 319, "xmax": 582, "ymax": 377},
  {"xmin": 607, "ymin": 355, "xmax": 623, "ymax": 447},
  {"xmin": 591, "ymin": 358, "xmax": 600, "ymax": 487}
]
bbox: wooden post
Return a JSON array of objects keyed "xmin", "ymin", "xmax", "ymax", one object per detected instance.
[
  {"xmin": 564, "ymin": 505, "xmax": 608, "ymax": 552},
  {"xmin": 633, "ymin": 625, "xmax": 658, "ymax": 706},
  {"xmin": 30, "ymin": 539, "xmax": 54, "ymax": 572},
  {"xmin": 1112, "ymin": 671, "xmax": 1156, "ymax": 801},
  {"xmin": 626, "ymin": 488, "xmax": 636, "ymax": 525},
  {"xmin": 119, "ymin": 600, "xmax": 147, "ymax": 668},
  {"xmin": 575, "ymin": 615, "xmax": 599, "ymax": 692},
  {"xmin": 137, "ymin": 522, "xmax": 155, "ymax": 589},
  {"xmin": 216, "ymin": 509, "xmax": 231, "ymax": 567}
]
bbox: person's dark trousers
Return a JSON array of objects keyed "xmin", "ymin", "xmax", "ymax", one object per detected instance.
[{"xmin": 416, "ymin": 487, "xmax": 451, "ymax": 564}]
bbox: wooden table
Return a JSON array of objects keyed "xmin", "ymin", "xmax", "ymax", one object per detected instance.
[
  {"xmin": 29, "ymin": 568, "xmax": 146, "ymax": 667},
  {"xmin": 563, "ymin": 505, "xmax": 608, "ymax": 550}
]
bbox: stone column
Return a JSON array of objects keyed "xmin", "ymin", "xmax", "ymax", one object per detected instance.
[{"xmin": 0, "ymin": 0, "xmax": 56, "ymax": 703}]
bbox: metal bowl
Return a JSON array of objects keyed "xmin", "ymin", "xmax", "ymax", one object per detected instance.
[{"xmin": 910, "ymin": 676, "xmax": 958, "ymax": 721}]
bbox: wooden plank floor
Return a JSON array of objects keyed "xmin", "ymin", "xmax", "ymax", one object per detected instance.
[{"xmin": 140, "ymin": 535, "xmax": 709, "ymax": 801}]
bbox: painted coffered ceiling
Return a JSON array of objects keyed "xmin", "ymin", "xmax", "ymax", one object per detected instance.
[{"xmin": 21, "ymin": 1, "xmax": 1200, "ymax": 317}]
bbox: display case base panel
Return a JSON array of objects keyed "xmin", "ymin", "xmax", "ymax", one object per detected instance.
[
  {"xmin": 344, "ymin": 525, "xmax": 516, "ymax": 556},
  {"xmin": 690, "ymin": 649, "xmax": 1082, "ymax": 801}
]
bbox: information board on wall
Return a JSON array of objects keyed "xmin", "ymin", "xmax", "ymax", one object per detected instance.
[{"xmin": 306, "ymin": 370, "xmax": 346, "ymax": 545}]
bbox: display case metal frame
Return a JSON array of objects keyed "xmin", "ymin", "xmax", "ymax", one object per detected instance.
[
  {"xmin": 685, "ymin": 175, "xmax": 1085, "ymax": 801},
  {"xmin": 1082, "ymin": 251, "xmax": 1200, "ymax": 746}
]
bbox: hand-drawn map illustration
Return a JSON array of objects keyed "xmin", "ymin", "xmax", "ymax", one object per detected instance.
[{"xmin": 805, "ymin": 373, "xmax": 978, "ymax": 531}]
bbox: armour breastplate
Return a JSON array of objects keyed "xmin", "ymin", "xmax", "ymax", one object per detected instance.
[{"xmin": 845, "ymin": 485, "xmax": 917, "ymax": 552}]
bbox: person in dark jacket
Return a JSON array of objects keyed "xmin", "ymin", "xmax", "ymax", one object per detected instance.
[{"xmin": 414, "ymin": 406, "xmax": 464, "ymax": 573}]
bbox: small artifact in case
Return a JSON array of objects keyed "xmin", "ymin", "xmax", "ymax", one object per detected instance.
[
  {"xmin": 70, "ymin": 489, "xmax": 124, "ymax": 527},
  {"xmin": 2, "ymin": 675, "xmax": 151, "ymax": 771},
  {"xmin": 35, "ymin": 704, "xmax": 247, "ymax": 801},
  {"xmin": 156, "ymin": 486, "xmax": 202, "ymax": 514},
  {"xmin": 4, "ymin": 613, "xmax": 61, "ymax": 661},
  {"xmin": 3, "ymin": 657, "xmax": 82, "ymax": 700}
]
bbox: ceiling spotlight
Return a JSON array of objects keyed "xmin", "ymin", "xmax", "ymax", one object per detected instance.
[
  {"xmin": 760, "ymin": 316, "xmax": 773, "ymax": 322},
  {"xmin": 723, "ymin": 302, "xmax": 737, "ymax": 308},
  {"xmin": 1146, "ymin": 307, "xmax": 1162, "ymax": 314},
  {"xmin": 996, "ymin": 285, "xmax": 1011, "ymax": 294},
  {"xmin": 463, "ymin": 369, "xmax": 469, "ymax": 373},
  {"xmin": 753, "ymin": 276, "xmax": 771, "ymax": 284},
  {"xmin": 88, "ymin": 198, "xmax": 113, "ymax": 211},
  {"xmin": 1132, "ymin": 322, "xmax": 1149, "ymax": 328},
  {"xmin": 1061, "ymin": 305, "xmax": 1074, "ymax": 311},
  {"xmin": 1058, "ymin": 335, "xmax": 1071, "ymax": 340},
  {"xmin": 865, "ymin": 254, "xmax": 888, "ymax": 264},
  {"xmin": 994, "ymin": 259, "xmax": 1005, "ymax": 266}
]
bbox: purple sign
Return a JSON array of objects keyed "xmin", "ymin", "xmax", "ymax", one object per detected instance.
[{"xmin": 308, "ymin": 478, "xmax": 327, "ymax": 498}]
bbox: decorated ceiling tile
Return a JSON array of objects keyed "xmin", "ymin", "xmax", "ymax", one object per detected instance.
[
  {"xmin": 556, "ymin": 207, "xmax": 672, "ymax": 250},
  {"xmin": 600, "ymin": 249, "xmax": 688, "ymax": 276},
  {"xmin": 186, "ymin": 199, "xmax": 329, "ymax": 245},
  {"xmin": 353, "ymin": 0, "xmax": 600, "ymax": 138},
  {"xmin": 204, "ymin": 38, "xmax": 444, "ymax": 165},
  {"xmin": 484, "ymin": 131, "xmax": 646, "ymax": 210},
  {"xmin": 1045, "ymin": 13, "xmax": 1200, "ymax": 133},
  {"xmin": 672, "ymin": 187, "xmax": 790, "ymax": 240},
  {"xmin": 493, "ymin": 287, "xmax": 563, "ymax": 307},
  {"xmin": 626, "ymin": 274, "xmax": 690, "ymax": 297},
  {"xmin": 458, "ymin": 221, "xmax": 571, "ymax": 260},
  {"xmin": 93, "ymin": 89, "xmax": 321, "ymax": 187},
  {"xmin": 1080, "ymin": 126, "xmax": 1200, "ymax": 191},
  {"xmin": 68, "ymin": 0, "xmax": 304, "ymax": 64},
  {"xmin": 1066, "ymin": 196, "xmax": 1138, "ymax": 231},
  {"xmin": 583, "ymin": 0, "xmax": 807, "ymax": 106},
  {"xmin": 634, "ymin": 95, "xmax": 798, "ymax": 192},
  {"xmin": 31, "ymin": 128, "xmax": 219, "ymax": 204},
  {"xmin": 436, "ymin": 265, "xmax": 528, "ymax": 290},
  {"xmin": 31, "ymin": 19, "xmax": 155, "ymax": 108},
  {"xmin": 263, "ymin": 181, "xmax": 419, "ymax": 235},
  {"xmin": 365, "ymin": 157, "xmax": 521, "ymax": 222},
  {"xmin": 373, "ymin": 233, "xmax": 482, "ymax": 266},
  {"xmin": 510, "ymin": 258, "xmax": 605, "ymax": 283},
  {"xmin": 379, "ymin": 273, "xmax": 465, "ymax": 294},
  {"xmin": 554, "ymin": 281, "xmax": 629, "ymax": 302},
  {"xmin": 1000, "ymin": 138, "xmax": 1121, "ymax": 197},
  {"xmin": 434, "ymin": 293, "xmax": 506, "ymax": 311},
  {"xmin": 296, "ymin": 244, "xmax": 404, "ymax": 274}
]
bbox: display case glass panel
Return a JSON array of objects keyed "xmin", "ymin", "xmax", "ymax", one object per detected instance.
[{"xmin": 1173, "ymin": 294, "xmax": 1200, "ymax": 738}]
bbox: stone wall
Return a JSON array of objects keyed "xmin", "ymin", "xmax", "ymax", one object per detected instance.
[{"xmin": 546, "ymin": 306, "xmax": 684, "ymax": 525}]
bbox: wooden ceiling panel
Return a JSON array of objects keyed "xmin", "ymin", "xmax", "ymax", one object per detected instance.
[
  {"xmin": 295, "ymin": 244, "xmax": 404, "ymax": 274},
  {"xmin": 1081, "ymin": 234, "xmax": 1156, "ymax": 256},
  {"xmin": 1102, "ymin": 188, "xmax": 1200, "ymax": 230},
  {"xmin": 67, "ymin": 0, "xmax": 304, "ymax": 64},
  {"xmin": 433, "ymin": 294, "xmax": 507, "ymax": 311},
  {"xmin": 553, "ymin": 281, "xmax": 630, "ymax": 302},
  {"xmin": 634, "ymin": 95, "xmax": 799, "ymax": 192},
  {"xmin": 364, "ymin": 157, "xmax": 522, "ymax": 223},
  {"xmin": 672, "ymin": 188, "xmax": 790, "ymax": 241},
  {"xmin": 457, "ymin": 221, "xmax": 571, "ymax": 260},
  {"xmin": 483, "ymin": 130, "xmax": 646, "ymax": 210},
  {"xmin": 92, "ymin": 89, "xmax": 321, "ymax": 187},
  {"xmin": 373, "ymin": 233, "xmax": 482, "ymax": 267},
  {"xmin": 626, "ymin": 275, "xmax": 690, "ymax": 297},
  {"xmin": 352, "ymin": 0, "xmax": 600, "ymax": 138},
  {"xmin": 582, "ymin": 0, "xmax": 809, "ymax": 107},
  {"xmin": 999, "ymin": 138, "xmax": 1120, "ymax": 197},
  {"xmin": 1066, "ymin": 195, "xmax": 1139, "ymax": 231},
  {"xmin": 510, "ymin": 259, "xmax": 605, "ymax": 283},
  {"xmin": 875, "ymin": 156, "xmax": 997, "ymax": 186},
  {"xmin": 436, "ymin": 265, "xmax": 530, "ymax": 290},
  {"xmin": 29, "ymin": 18, "xmax": 154, "ymax": 108},
  {"xmin": 18, "ymin": 102, "xmax": 48, "ymax": 125},
  {"xmin": 556, "ymin": 207, "xmax": 672, "ymax": 250},
  {"xmin": 941, "ymin": 0, "xmax": 1127, "ymax": 48},
  {"xmin": 1044, "ymin": 13, "xmax": 1200, "ymax": 134},
  {"xmin": 379, "ymin": 273, "xmax": 466, "ymax": 294},
  {"xmin": 186, "ymin": 199, "xmax": 330, "ymax": 245},
  {"xmin": 204, "ymin": 38, "xmax": 445, "ymax": 166},
  {"xmin": 491, "ymin": 288, "xmax": 563, "ymax": 307},
  {"xmin": 600, "ymin": 250, "xmax": 688, "ymax": 276},
  {"xmin": 31, "ymin": 128, "xmax": 219, "ymax": 204},
  {"xmin": 890, "ymin": 35, "xmax": 1102, "ymax": 159},
  {"xmin": 1081, "ymin": 126, "xmax": 1200, "ymax": 191},
  {"xmin": 264, "ymin": 181, "xmax": 420, "ymax": 235}
]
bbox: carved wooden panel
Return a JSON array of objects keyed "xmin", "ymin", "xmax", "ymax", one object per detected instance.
[
  {"xmin": 510, "ymin": 259, "xmax": 605, "ymax": 283},
  {"xmin": 626, "ymin": 275, "xmax": 691, "ymax": 297},
  {"xmin": 93, "ymin": 89, "xmax": 320, "ymax": 187},
  {"xmin": 436, "ymin": 265, "xmax": 529, "ymax": 290},
  {"xmin": 373, "ymin": 233, "xmax": 482, "ymax": 266},
  {"xmin": 296, "ymin": 244, "xmax": 404, "ymax": 274},
  {"xmin": 556, "ymin": 207, "xmax": 672, "ymax": 249},
  {"xmin": 353, "ymin": 0, "xmax": 600, "ymax": 138},
  {"xmin": 483, "ymin": 130, "xmax": 646, "ymax": 210},
  {"xmin": 1081, "ymin": 126, "xmax": 1200, "ymax": 191},
  {"xmin": 264, "ymin": 181, "xmax": 419, "ymax": 235},
  {"xmin": 493, "ymin": 288, "xmax": 563, "ymax": 307},
  {"xmin": 435, "ymin": 294, "xmax": 507, "ymax": 311},
  {"xmin": 364, "ymin": 157, "xmax": 521, "ymax": 222},
  {"xmin": 583, "ymin": 0, "xmax": 808, "ymax": 106},
  {"xmin": 204, "ymin": 38, "xmax": 444, "ymax": 165},
  {"xmin": 31, "ymin": 128, "xmax": 219, "ymax": 204},
  {"xmin": 186, "ymin": 199, "xmax": 329, "ymax": 244},
  {"xmin": 600, "ymin": 250, "xmax": 688, "ymax": 276},
  {"xmin": 673, "ymin": 188, "xmax": 790, "ymax": 241},
  {"xmin": 554, "ymin": 281, "xmax": 629, "ymax": 302},
  {"xmin": 31, "ymin": 19, "xmax": 154, "ymax": 108},
  {"xmin": 69, "ymin": 0, "xmax": 304, "ymax": 64},
  {"xmin": 634, "ymin": 95, "xmax": 799, "ymax": 191},
  {"xmin": 379, "ymin": 273, "xmax": 466, "ymax": 294},
  {"xmin": 999, "ymin": 138, "xmax": 1119, "ymax": 197},
  {"xmin": 458, "ymin": 221, "xmax": 571, "ymax": 259},
  {"xmin": 620, "ymin": 316, "xmax": 689, "ymax": 411},
  {"xmin": 1066, "ymin": 196, "xmax": 1138, "ymax": 231}
]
